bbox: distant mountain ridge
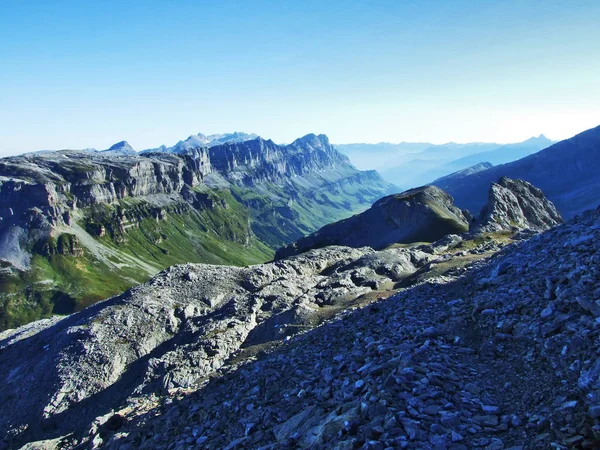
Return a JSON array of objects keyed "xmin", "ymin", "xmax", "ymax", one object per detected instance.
[
  {"xmin": 434, "ymin": 134, "xmax": 554, "ymax": 177},
  {"xmin": 433, "ymin": 162, "xmax": 494, "ymax": 184},
  {"xmin": 334, "ymin": 142, "xmax": 434, "ymax": 170},
  {"xmin": 379, "ymin": 137, "xmax": 554, "ymax": 189},
  {"xmin": 141, "ymin": 131, "xmax": 259, "ymax": 154},
  {"xmin": 21, "ymin": 132, "xmax": 260, "ymax": 157},
  {"xmin": 335, "ymin": 136, "xmax": 553, "ymax": 190},
  {"xmin": 433, "ymin": 125, "xmax": 600, "ymax": 219}
]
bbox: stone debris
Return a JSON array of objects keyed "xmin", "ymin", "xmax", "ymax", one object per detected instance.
[
  {"xmin": 1, "ymin": 237, "xmax": 467, "ymax": 448},
  {"xmin": 77, "ymin": 208, "xmax": 600, "ymax": 448}
]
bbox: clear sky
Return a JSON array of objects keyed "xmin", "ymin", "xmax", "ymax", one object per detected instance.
[{"xmin": 1, "ymin": 0, "xmax": 599, "ymax": 155}]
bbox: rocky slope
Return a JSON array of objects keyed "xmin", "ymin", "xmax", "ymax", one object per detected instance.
[
  {"xmin": 433, "ymin": 124, "xmax": 600, "ymax": 219},
  {"xmin": 129, "ymin": 207, "xmax": 599, "ymax": 450},
  {"xmin": 0, "ymin": 236, "xmax": 465, "ymax": 448},
  {"xmin": 474, "ymin": 177, "xmax": 563, "ymax": 233},
  {"xmin": 0, "ymin": 134, "xmax": 395, "ymax": 330},
  {"xmin": 1, "ymin": 201, "xmax": 598, "ymax": 449},
  {"xmin": 276, "ymin": 186, "xmax": 470, "ymax": 259}
]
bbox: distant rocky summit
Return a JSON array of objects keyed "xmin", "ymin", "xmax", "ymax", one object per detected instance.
[
  {"xmin": 475, "ymin": 177, "xmax": 563, "ymax": 233},
  {"xmin": 101, "ymin": 140, "xmax": 136, "ymax": 156},
  {"xmin": 276, "ymin": 186, "xmax": 470, "ymax": 259}
]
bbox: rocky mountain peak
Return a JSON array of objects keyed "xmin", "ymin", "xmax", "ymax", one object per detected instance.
[
  {"xmin": 475, "ymin": 176, "xmax": 563, "ymax": 233},
  {"xmin": 106, "ymin": 140, "xmax": 134, "ymax": 152},
  {"xmin": 523, "ymin": 133, "xmax": 553, "ymax": 146},
  {"xmin": 101, "ymin": 140, "xmax": 137, "ymax": 156},
  {"xmin": 290, "ymin": 133, "xmax": 331, "ymax": 150}
]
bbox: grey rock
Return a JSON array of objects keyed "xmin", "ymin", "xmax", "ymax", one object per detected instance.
[
  {"xmin": 4, "ymin": 194, "xmax": 600, "ymax": 450},
  {"xmin": 474, "ymin": 177, "xmax": 563, "ymax": 233}
]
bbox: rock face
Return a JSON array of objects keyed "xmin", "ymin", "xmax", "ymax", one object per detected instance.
[
  {"xmin": 276, "ymin": 185, "xmax": 469, "ymax": 259},
  {"xmin": 0, "ymin": 133, "xmax": 396, "ymax": 330},
  {"xmin": 2, "ymin": 204, "xmax": 600, "ymax": 449},
  {"xmin": 0, "ymin": 135, "xmax": 382, "ymax": 234},
  {"xmin": 475, "ymin": 177, "xmax": 563, "ymax": 233},
  {"xmin": 434, "ymin": 124, "xmax": 600, "ymax": 219}
]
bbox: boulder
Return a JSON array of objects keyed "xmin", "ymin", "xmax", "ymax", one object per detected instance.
[{"xmin": 474, "ymin": 177, "xmax": 563, "ymax": 233}]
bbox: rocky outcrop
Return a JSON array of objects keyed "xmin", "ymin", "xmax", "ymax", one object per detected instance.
[
  {"xmin": 276, "ymin": 185, "xmax": 469, "ymax": 259},
  {"xmin": 475, "ymin": 177, "xmax": 563, "ymax": 233}
]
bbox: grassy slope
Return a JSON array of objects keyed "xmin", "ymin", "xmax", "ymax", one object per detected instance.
[{"xmin": 231, "ymin": 175, "xmax": 391, "ymax": 249}]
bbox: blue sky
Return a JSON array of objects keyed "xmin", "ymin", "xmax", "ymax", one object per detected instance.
[{"xmin": 1, "ymin": 0, "xmax": 599, "ymax": 155}]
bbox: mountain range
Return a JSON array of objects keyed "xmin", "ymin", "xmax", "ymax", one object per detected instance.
[
  {"xmin": 336, "ymin": 135, "xmax": 554, "ymax": 190},
  {"xmin": 141, "ymin": 132, "xmax": 260, "ymax": 154},
  {"xmin": 433, "ymin": 125, "xmax": 600, "ymax": 219},
  {"xmin": 0, "ymin": 133, "xmax": 394, "ymax": 330}
]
